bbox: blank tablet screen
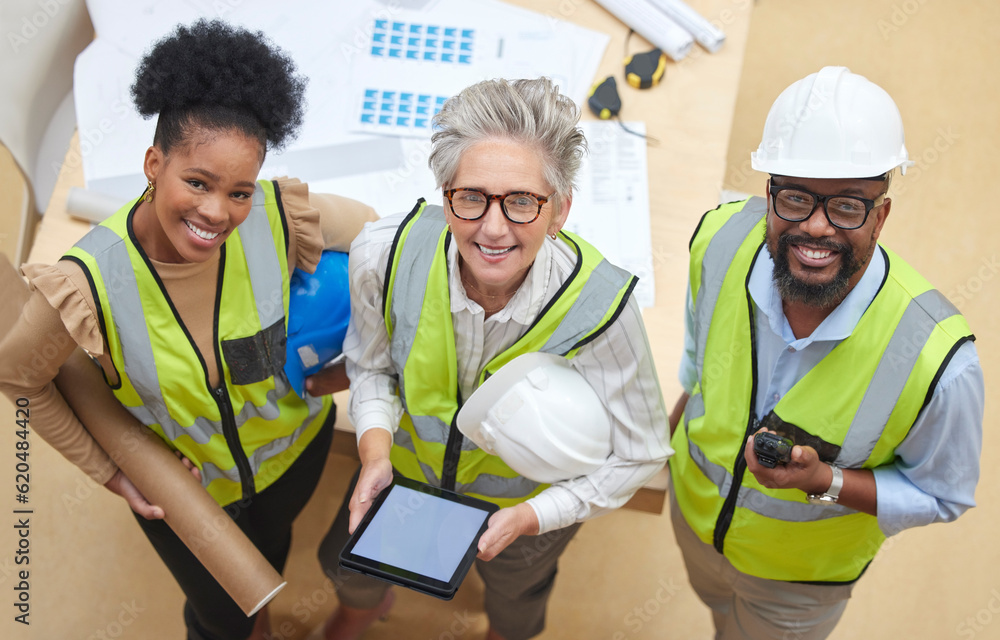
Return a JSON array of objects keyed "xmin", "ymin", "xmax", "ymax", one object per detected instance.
[{"xmin": 350, "ymin": 483, "xmax": 491, "ymax": 582}]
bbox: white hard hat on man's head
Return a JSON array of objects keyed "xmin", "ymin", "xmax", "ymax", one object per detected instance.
[
  {"xmin": 751, "ymin": 66, "xmax": 913, "ymax": 179},
  {"xmin": 456, "ymin": 352, "xmax": 612, "ymax": 484}
]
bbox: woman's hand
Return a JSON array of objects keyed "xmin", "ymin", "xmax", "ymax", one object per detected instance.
[
  {"xmin": 104, "ymin": 452, "xmax": 203, "ymax": 520},
  {"xmin": 304, "ymin": 361, "xmax": 350, "ymax": 396},
  {"xmin": 104, "ymin": 469, "xmax": 165, "ymax": 520},
  {"xmin": 476, "ymin": 502, "xmax": 540, "ymax": 561},
  {"xmin": 347, "ymin": 458, "xmax": 393, "ymax": 533},
  {"xmin": 176, "ymin": 451, "xmax": 203, "ymax": 483},
  {"xmin": 348, "ymin": 429, "xmax": 395, "ymax": 533}
]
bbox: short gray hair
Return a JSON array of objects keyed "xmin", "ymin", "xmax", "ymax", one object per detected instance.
[{"xmin": 428, "ymin": 77, "xmax": 586, "ymax": 199}]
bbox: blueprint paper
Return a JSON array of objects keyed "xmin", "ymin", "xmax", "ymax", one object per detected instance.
[
  {"xmin": 345, "ymin": 0, "xmax": 608, "ymax": 138},
  {"xmin": 75, "ymin": 0, "xmax": 623, "ymax": 275},
  {"xmin": 77, "ymin": 0, "xmax": 408, "ymax": 199}
]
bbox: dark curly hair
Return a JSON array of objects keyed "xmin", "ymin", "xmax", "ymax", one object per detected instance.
[{"xmin": 131, "ymin": 19, "xmax": 307, "ymax": 159}]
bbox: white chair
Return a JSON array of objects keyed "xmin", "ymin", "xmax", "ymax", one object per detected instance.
[{"xmin": 0, "ymin": 0, "xmax": 93, "ymax": 264}]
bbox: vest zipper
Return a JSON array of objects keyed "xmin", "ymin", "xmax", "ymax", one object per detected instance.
[
  {"xmin": 712, "ymin": 278, "xmax": 760, "ymax": 553},
  {"xmin": 213, "ymin": 385, "xmax": 256, "ymax": 500},
  {"xmin": 441, "ymin": 401, "xmax": 464, "ymax": 492},
  {"xmin": 712, "ymin": 414, "xmax": 758, "ymax": 552},
  {"xmin": 206, "ymin": 245, "xmax": 255, "ymax": 501}
]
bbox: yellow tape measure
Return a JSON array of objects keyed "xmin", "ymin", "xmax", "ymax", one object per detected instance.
[{"xmin": 625, "ymin": 47, "xmax": 667, "ymax": 89}]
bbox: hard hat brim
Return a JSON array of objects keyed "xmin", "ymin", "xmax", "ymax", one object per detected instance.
[{"xmin": 457, "ymin": 352, "xmax": 569, "ymax": 451}]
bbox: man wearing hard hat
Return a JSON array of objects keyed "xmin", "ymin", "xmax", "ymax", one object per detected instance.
[{"xmin": 668, "ymin": 66, "xmax": 983, "ymax": 638}]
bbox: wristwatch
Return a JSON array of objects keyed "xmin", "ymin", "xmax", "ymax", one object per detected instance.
[{"xmin": 806, "ymin": 463, "xmax": 843, "ymax": 505}]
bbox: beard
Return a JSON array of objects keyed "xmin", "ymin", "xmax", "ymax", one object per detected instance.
[{"xmin": 766, "ymin": 231, "xmax": 873, "ymax": 308}]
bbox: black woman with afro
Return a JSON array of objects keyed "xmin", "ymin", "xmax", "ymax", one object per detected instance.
[{"xmin": 0, "ymin": 19, "xmax": 377, "ymax": 640}]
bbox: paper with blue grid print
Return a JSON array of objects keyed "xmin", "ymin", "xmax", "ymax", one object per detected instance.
[
  {"xmin": 350, "ymin": 15, "xmax": 498, "ymax": 138},
  {"xmin": 370, "ymin": 19, "xmax": 476, "ymax": 65},
  {"xmin": 358, "ymin": 89, "xmax": 450, "ymax": 135},
  {"xmin": 72, "ymin": 0, "xmax": 610, "ymax": 201}
]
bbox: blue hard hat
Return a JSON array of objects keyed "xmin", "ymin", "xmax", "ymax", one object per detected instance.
[{"xmin": 284, "ymin": 250, "xmax": 351, "ymax": 397}]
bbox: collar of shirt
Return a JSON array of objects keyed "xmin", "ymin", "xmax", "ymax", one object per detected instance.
[
  {"xmin": 446, "ymin": 236, "xmax": 553, "ymax": 324},
  {"xmin": 748, "ymin": 244, "xmax": 887, "ymax": 349}
]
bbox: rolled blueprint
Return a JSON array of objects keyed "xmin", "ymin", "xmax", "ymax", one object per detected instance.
[
  {"xmin": 66, "ymin": 187, "xmax": 123, "ymax": 223},
  {"xmin": 0, "ymin": 256, "xmax": 284, "ymax": 616},
  {"xmin": 595, "ymin": 0, "xmax": 694, "ymax": 61},
  {"xmin": 649, "ymin": 0, "xmax": 726, "ymax": 53}
]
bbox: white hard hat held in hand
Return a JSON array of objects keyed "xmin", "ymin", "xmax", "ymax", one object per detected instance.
[
  {"xmin": 457, "ymin": 352, "xmax": 612, "ymax": 483},
  {"xmin": 751, "ymin": 66, "xmax": 914, "ymax": 179}
]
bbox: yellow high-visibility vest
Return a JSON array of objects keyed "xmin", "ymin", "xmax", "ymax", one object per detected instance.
[
  {"xmin": 65, "ymin": 179, "xmax": 332, "ymax": 506},
  {"xmin": 384, "ymin": 200, "xmax": 637, "ymax": 507},
  {"xmin": 671, "ymin": 197, "xmax": 974, "ymax": 582}
]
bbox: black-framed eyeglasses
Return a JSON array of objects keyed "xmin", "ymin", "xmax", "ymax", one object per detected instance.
[
  {"xmin": 443, "ymin": 188, "xmax": 552, "ymax": 224},
  {"xmin": 768, "ymin": 182, "xmax": 885, "ymax": 230}
]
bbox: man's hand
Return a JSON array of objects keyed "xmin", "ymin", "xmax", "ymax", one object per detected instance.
[
  {"xmin": 744, "ymin": 429, "xmax": 831, "ymax": 495},
  {"xmin": 669, "ymin": 392, "xmax": 690, "ymax": 438},
  {"xmin": 745, "ymin": 429, "xmax": 878, "ymax": 516},
  {"xmin": 476, "ymin": 502, "xmax": 539, "ymax": 561}
]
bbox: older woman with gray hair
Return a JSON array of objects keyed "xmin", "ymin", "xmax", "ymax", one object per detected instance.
[{"xmin": 314, "ymin": 77, "xmax": 672, "ymax": 639}]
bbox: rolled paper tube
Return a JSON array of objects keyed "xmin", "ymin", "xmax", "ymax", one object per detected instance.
[
  {"xmin": 649, "ymin": 0, "xmax": 726, "ymax": 53},
  {"xmin": 55, "ymin": 351, "xmax": 287, "ymax": 616},
  {"xmin": 593, "ymin": 0, "xmax": 694, "ymax": 61},
  {"xmin": 0, "ymin": 256, "xmax": 285, "ymax": 616}
]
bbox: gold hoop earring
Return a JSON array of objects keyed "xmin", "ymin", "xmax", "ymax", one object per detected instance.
[
  {"xmin": 549, "ymin": 232, "xmax": 558, "ymax": 240},
  {"xmin": 144, "ymin": 181, "xmax": 155, "ymax": 203}
]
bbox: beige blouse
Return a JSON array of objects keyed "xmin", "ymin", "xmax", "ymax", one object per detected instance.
[{"xmin": 0, "ymin": 177, "xmax": 377, "ymax": 485}]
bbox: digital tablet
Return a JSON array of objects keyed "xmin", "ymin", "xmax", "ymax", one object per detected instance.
[{"xmin": 339, "ymin": 476, "xmax": 499, "ymax": 600}]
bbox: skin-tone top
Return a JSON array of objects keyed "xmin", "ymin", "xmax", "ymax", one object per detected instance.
[{"xmin": 0, "ymin": 177, "xmax": 378, "ymax": 485}]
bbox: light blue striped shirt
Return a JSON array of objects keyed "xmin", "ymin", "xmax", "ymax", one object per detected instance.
[{"xmin": 680, "ymin": 246, "xmax": 983, "ymax": 536}]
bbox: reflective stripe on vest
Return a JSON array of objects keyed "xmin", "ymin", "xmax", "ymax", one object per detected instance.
[
  {"xmin": 692, "ymin": 198, "xmax": 767, "ymax": 384},
  {"xmin": 384, "ymin": 201, "xmax": 636, "ymax": 507},
  {"xmin": 672, "ymin": 197, "xmax": 974, "ymax": 582},
  {"xmin": 393, "ymin": 427, "xmax": 542, "ymax": 499},
  {"xmin": 64, "ymin": 180, "xmax": 331, "ymax": 506}
]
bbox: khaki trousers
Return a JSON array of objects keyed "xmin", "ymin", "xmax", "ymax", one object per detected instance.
[
  {"xmin": 319, "ymin": 466, "xmax": 581, "ymax": 640},
  {"xmin": 670, "ymin": 487, "xmax": 856, "ymax": 640}
]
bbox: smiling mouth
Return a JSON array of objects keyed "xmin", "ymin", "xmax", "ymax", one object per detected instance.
[
  {"xmin": 782, "ymin": 234, "xmax": 847, "ymax": 268},
  {"xmin": 798, "ymin": 247, "xmax": 832, "ymax": 260},
  {"xmin": 477, "ymin": 244, "xmax": 513, "ymax": 256},
  {"xmin": 185, "ymin": 220, "xmax": 220, "ymax": 241}
]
